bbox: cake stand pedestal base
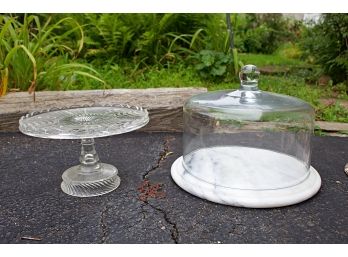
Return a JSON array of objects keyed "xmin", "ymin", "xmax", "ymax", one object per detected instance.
[
  {"xmin": 61, "ymin": 138, "xmax": 121, "ymax": 197},
  {"xmin": 61, "ymin": 163, "xmax": 120, "ymax": 197}
]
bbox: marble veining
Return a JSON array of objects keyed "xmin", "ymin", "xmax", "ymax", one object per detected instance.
[
  {"xmin": 183, "ymin": 146, "xmax": 309, "ymax": 190},
  {"xmin": 172, "ymin": 147, "xmax": 321, "ymax": 208}
]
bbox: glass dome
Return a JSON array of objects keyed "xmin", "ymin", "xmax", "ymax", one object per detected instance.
[{"xmin": 171, "ymin": 64, "xmax": 321, "ymax": 208}]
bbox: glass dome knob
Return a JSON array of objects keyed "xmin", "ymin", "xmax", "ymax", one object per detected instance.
[{"xmin": 239, "ymin": 64, "xmax": 260, "ymax": 90}]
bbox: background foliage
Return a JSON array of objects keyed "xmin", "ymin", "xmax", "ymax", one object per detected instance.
[
  {"xmin": 0, "ymin": 13, "xmax": 347, "ymax": 122},
  {"xmin": 299, "ymin": 14, "xmax": 348, "ymax": 85}
]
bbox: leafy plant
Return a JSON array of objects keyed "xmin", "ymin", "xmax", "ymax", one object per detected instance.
[
  {"xmin": 299, "ymin": 14, "xmax": 348, "ymax": 88},
  {"xmin": 194, "ymin": 50, "xmax": 233, "ymax": 80},
  {"xmin": 276, "ymin": 42, "xmax": 302, "ymax": 59},
  {"xmin": 74, "ymin": 14, "xmax": 212, "ymax": 67},
  {"xmin": 0, "ymin": 14, "xmax": 104, "ymax": 96},
  {"xmin": 233, "ymin": 14, "xmax": 296, "ymax": 54},
  {"xmin": 243, "ymin": 25, "xmax": 272, "ymax": 53}
]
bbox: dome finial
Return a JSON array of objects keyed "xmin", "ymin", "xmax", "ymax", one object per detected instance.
[{"xmin": 239, "ymin": 64, "xmax": 260, "ymax": 90}]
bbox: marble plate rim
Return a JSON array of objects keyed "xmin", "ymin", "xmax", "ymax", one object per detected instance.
[{"xmin": 171, "ymin": 156, "xmax": 321, "ymax": 208}]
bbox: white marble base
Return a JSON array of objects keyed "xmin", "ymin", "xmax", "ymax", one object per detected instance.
[{"xmin": 171, "ymin": 151, "xmax": 321, "ymax": 208}]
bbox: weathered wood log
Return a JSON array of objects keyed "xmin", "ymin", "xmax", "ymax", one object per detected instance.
[
  {"xmin": 315, "ymin": 121, "xmax": 348, "ymax": 133},
  {"xmin": 1, "ymin": 88, "xmax": 347, "ymax": 133},
  {"xmin": 0, "ymin": 88, "xmax": 207, "ymax": 132}
]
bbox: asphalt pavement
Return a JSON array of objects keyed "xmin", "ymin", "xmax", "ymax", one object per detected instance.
[{"xmin": 0, "ymin": 132, "xmax": 347, "ymax": 243}]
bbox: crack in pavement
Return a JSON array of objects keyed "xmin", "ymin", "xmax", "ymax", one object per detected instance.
[
  {"xmin": 138, "ymin": 135, "xmax": 179, "ymax": 243},
  {"xmin": 142, "ymin": 136, "xmax": 174, "ymax": 179},
  {"xmin": 100, "ymin": 204, "xmax": 109, "ymax": 244},
  {"xmin": 147, "ymin": 201, "xmax": 179, "ymax": 244},
  {"xmin": 139, "ymin": 202, "xmax": 179, "ymax": 243}
]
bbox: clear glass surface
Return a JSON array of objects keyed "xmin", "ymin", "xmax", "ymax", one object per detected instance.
[
  {"xmin": 19, "ymin": 104, "xmax": 149, "ymax": 197},
  {"xmin": 19, "ymin": 104, "xmax": 149, "ymax": 139},
  {"xmin": 183, "ymin": 65, "xmax": 314, "ymax": 190}
]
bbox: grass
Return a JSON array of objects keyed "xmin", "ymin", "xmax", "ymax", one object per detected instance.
[
  {"xmin": 59, "ymin": 64, "xmax": 207, "ymax": 90},
  {"xmin": 205, "ymin": 74, "xmax": 323, "ymax": 104},
  {"xmin": 238, "ymin": 53, "xmax": 306, "ymax": 67},
  {"xmin": 316, "ymin": 102, "xmax": 348, "ymax": 123},
  {"xmin": 333, "ymin": 83, "xmax": 348, "ymax": 100}
]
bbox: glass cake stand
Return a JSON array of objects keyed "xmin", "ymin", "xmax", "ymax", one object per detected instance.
[{"xmin": 19, "ymin": 104, "xmax": 149, "ymax": 197}]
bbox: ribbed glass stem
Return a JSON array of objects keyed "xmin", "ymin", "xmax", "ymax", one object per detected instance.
[{"xmin": 79, "ymin": 138, "xmax": 101, "ymax": 172}]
